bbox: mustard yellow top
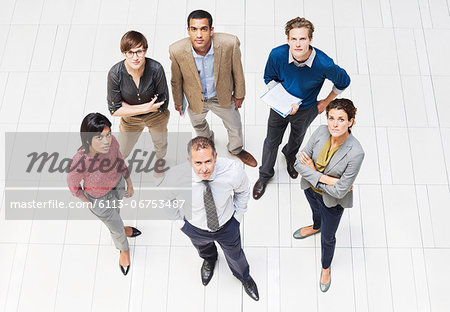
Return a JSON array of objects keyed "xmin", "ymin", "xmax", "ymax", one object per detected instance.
[{"xmin": 312, "ymin": 136, "xmax": 341, "ymax": 194}]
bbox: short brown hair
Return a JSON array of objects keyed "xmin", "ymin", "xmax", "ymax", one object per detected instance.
[
  {"xmin": 285, "ymin": 17, "xmax": 314, "ymax": 39},
  {"xmin": 326, "ymin": 98, "xmax": 357, "ymax": 129},
  {"xmin": 120, "ymin": 31, "xmax": 148, "ymax": 53},
  {"xmin": 187, "ymin": 136, "xmax": 216, "ymax": 157}
]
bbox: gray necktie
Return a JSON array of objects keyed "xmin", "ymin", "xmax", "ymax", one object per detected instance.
[{"xmin": 202, "ymin": 180, "xmax": 220, "ymax": 231}]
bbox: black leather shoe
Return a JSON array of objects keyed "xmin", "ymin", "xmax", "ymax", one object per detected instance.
[
  {"xmin": 243, "ymin": 277, "xmax": 259, "ymax": 301},
  {"xmin": 129, "ymin": 227, "xmax": 142, "ymax": 238},
  {"xmin": 253, "ymin": 179, "xmax": 267, "ymax": 200},
  {"xmin": 120, "ymin": 264, "xmax": 130, "ymax": 276},
  {"xmin": 201, "ymin": 260, "xmax": 216, "ymax": 286},
  {"xmin": 286, "ymin": 158, "xmax": 298, "ymax": 179}
]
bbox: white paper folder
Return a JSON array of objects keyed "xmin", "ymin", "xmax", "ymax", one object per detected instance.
[{"xmin": 260, "ymin": 82, "xmax": 302, "ymax": 118}]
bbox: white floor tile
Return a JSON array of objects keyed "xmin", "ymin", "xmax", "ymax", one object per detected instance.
[
  {"xmin": 1, "ymin": 25, "xmax": 38, "ymax": 72},
  {"xmin": 365, "ymin": 29, "xmax": 398, "ymax": 76},
  {"xmin": 348, "ymin": 75, "xmax": 373, "ymax": 126},
  {"xmin": 274, "ymin": 0, "xmax": 304, "ymax": 26},
  {"xmin": 428, "ymin": 0, "xmax": 450, "ymax": 28},
  {"xmin": 390, "ymin": 0, "xmax": 422, "ymax": 28},
  {"xmin": 0, "ymin": 0, "xmax": 15, "ymax": 24},
  {"xmin": 72, "ymin": 0, "xmax": 101, "ymax": 24},
  {"xmin": 156, "ymin": 0, "xmax": 186, "ymax": 26},
  {"xmin": 418, "ymin": 0, "xmax": 433, "ymax": 28},
  {"xmin": 30, "ymin": 25, "xmax": 58, "ymax": 72},
  {"xmin": 246, "ymin": 0, "xmax": 274, "ymax": 26},
  {"xmin": 424, "ymin": 249, "xmax": 450, "ymax": 311},
  {"xmin": 348, "ymin": 186, "xmax": 364, "ymax": 247},
  {"xmin": 351, "ymin": 127, "xmax": 380, "ymax": 184},
  {"xmin": 313, "ymin": 27, "xmax": 336, "ymax": 61},
  {"xmin": 379, "ymin": 0, "xmax": 393, "ymax": 27},
  {"xmin": 387, "ymin": 127, "xmax": 414, "ymax": 184},
  {"xmin": 376, "ymin": 127, "xmax": 392, "ymax": 184},
  {"xmin": 51, "ymin": 71, "xmax": 89, "ymax": 125},
  {"xmin": 11, "ymin": 0, "xmax": 43, "ymax": 25},
  {"xmin": 361, "ymin": 0, "xmax": 383, "ymax": 27},
  {"xmin": 304, "ymin": 0, "xmax": 334, "ymax": 27},
  {"xmin": 215, "ymin": 0, "xmax": 245, "ymax": 25},
  {"xmin": 425, "ymin": 29, "xmax": 450, "ymax": 76},
  {"xmin": 244, "ymin": 184, "xmax": 279, "ymax": 247},
  {"xmin": 41, "ymin": 0, "xmax": 75, "ymax": 25},
  {"xmin": 335, "ymin": 28, "xmax": 358, "ymax": 75},
  {"xmin": 3, "ymin": 244, "xmax": 27, "ymax": 312},
  {"xmin": 19, "ymin": 72, "xmax": 58, "ymax": 125},
  {"xmin": 411, "ymin": 248, "xmax": 432, "ymax": 312},
  {"xmin": 0, "ymin": 244, "xmax": 16, "ymax": 309},
  {"xmin": 85, "ymin": 71, "xmax": 110, "ymax": 117},
  {"xmin": 29, "ymin": 220, "xmax": 67, "ymax": 244},
  {"xmin": 91, "ymin": 25, "xmax": 126, "ymax": 72},
  {"xmin": 91, "ymin": 245, "xmax": 132, "ymax": 312},
  {"xmin": 98, "ymin": 0, "xmax": 129, "ymax": 25},
  {"xmin": 370, "ymin": 75, "xmax": 406, "ymax": 127},
  {"xmin": 351, "ymin": 248, "xmax": 369, "ymax": 312},
  {"xmin": 354, "ymin": 28, "xmax": 369, "ymax": 75},
  {"xmin": 54, "ymin": 244, "xmax": 97, "ymax": 312},
  {"xmin": 334, "ymin": 0, "xmax": 364, "ymax": 27},
  {"xmin": 140, "ymin": 246, "xmax": 170, "ymax": 311},
  {"xmin": 409, "ymin": 128, "xmax": 447, "ymax": 184},
  {"xmin": 166, "ymin": 247, "xmax": 205, "ymax": 312},
  {"xmin": 431, "ymin": 76, "xmax": 450, "ymax": 128},
  {"xmin": 415, "ymin": 185, "xmax": 435, "ymax": 248},
  {"xmin": 17, "ymin": 244, "xmax": 63, "ymax": 312},
  {"xmin": 383, "ymin": 185, "xmax": 422, "ymax": 247},
  {"xmin": 395, "ymin": 29, "xmax": 420, "ymax": 75},
  {"xmin": 62, "ymin": 25, "xmax": 97, "ymax": 72},
  {"xmin": 359, "ymin": 185, "xmax": 387, "ymax": 247},
  {"xmin": 401, "ymin": 76, "xmax": 428, "ymax": 127},
  {"xmin": 279, "ymin": 248, "xmax": 317, "ymax": 311},
  {"xmin": 365, "ymin": 248, "xmax": 393, "ymax": 312},
  {"xmin": 427, "ymin": 185, "xmax": 450, "ymax": 247},
  {"xmin": 245, "ymin": 26, "xmax": 274, "ymax": 73}
]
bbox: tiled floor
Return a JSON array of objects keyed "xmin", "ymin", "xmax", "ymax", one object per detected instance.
[{"xmin": 1, "ymin": 0, "xmax": 450, "ymax": 311}]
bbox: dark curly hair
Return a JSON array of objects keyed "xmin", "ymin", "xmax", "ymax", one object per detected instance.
[{"xmin": 326, "ymin": 98, "xmax": 357, "ymax": 129}]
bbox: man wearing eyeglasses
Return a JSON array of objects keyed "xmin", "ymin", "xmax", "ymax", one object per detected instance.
[
  {"xmin": 169, "ymin": 10, "xmax": 257, "ymax": 168},
  {"xmin": 107, "ymin": 31, "xmax": 170, "ymax": 177}
]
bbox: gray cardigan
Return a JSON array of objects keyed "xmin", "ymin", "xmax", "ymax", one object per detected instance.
[{"xmin": 294, "ymin": 125, "xmax": 365, "ymax": 208}]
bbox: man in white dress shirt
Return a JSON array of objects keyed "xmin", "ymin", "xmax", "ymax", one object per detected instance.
[{"xmin": 178, "ymin": 136, "xmax": 259, "ymax": 301}]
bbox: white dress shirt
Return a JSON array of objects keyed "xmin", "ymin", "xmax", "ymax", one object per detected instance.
[{"xmin": 175, "ymin": 157, "xmax": 250, "ymax": 230}]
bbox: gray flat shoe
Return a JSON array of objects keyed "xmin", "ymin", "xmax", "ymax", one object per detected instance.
[
  {"xmin": 293, "ymin": 225, "xmax": 320, "ymax": 239},
  {"xmin": 320, "ymin": 269, "xmax": 331, "ymax": 293}
]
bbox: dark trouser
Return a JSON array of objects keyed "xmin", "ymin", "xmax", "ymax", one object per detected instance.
[
  {"xmin": 259, "ymin": 106, "xmax": 318, "ymax": 182},
  {"xmin": 182, "ymin": 217, "xmax": 250, "ymax": 283},
  {"xmin": 304, "ymin": 187, "xmax": 344, "ymax": 269}
]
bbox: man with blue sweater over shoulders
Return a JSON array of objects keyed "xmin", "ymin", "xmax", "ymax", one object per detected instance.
[{"xmin": 253, "ymin": 17, "xmax": 350, "ymax": 200}]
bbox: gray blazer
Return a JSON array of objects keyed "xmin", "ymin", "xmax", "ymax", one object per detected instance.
[{"xmin": 294, "ymin": 125, "xmax": 365, "ymax": 208}]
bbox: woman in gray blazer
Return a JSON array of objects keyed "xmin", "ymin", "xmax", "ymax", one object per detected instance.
[{"xmin": 293, "ymin": 98, "xmax": 364, "ymax": 292}]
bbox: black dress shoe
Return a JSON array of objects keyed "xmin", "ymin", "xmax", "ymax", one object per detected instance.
[
  {"xmin": 120, "ymin": 264, "xmax": 130, "ymax": 276},
  {"xmin": 129, "ymin": 227, "xmax": 142, "ymax": 238},
  {"xmin": 253, "ymin": 179, "xmax": 267, "ymax": 200},
  {"xmin": 201, "ymin": 260, "xmax": 216, "ymax": 286},
  {"xmin": 243, "ymin": 277, "xmax": 259, "ymax": 301},
  {"xmin": 286, "ymin": 158, "xmax": 298, "ymax": 179}
]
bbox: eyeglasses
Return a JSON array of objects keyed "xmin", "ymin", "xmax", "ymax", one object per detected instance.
[{"xmin": 125, "ymin": 49, "xmax": 145, "ymax": 58}]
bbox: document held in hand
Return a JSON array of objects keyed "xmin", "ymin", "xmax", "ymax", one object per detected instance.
[{"xmin": 260, "ymin": 82, "xmax": 302, "ymax": 118}]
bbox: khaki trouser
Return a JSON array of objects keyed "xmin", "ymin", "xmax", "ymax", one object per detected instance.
[
  {"xmin": 187, "ymin": 97, "xmax": 243, "ymax": 154},
  {"xmin": 118, "ymin": 109, "xmax": 170, "ymax": 159}
]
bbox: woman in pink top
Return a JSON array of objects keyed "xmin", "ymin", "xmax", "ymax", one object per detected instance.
[{"xmin": 67, "ymin": 113, "xmax": 141, "ymax": 276}]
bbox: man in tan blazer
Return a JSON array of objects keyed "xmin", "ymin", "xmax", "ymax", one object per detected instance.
[{"xmin": 169, "ymin": 10, "xmax": 257, "ymax": 167}]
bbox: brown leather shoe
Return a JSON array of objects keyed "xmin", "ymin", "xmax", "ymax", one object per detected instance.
[
  {"xmin": 234, "ymin": 150, "xmax": 257, "ymax": 167},
  {"xmin": 253, "ymin": 179, "xmax": 267, "ymax": 200},
  {"xmin": 286, "ymin": 158, "xmax": 298, "ymax": 179}
]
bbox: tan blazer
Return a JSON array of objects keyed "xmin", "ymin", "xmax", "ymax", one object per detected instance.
[{"xmin": 169, "ymin": 33, "xmax": 245, "ymax": 114}]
